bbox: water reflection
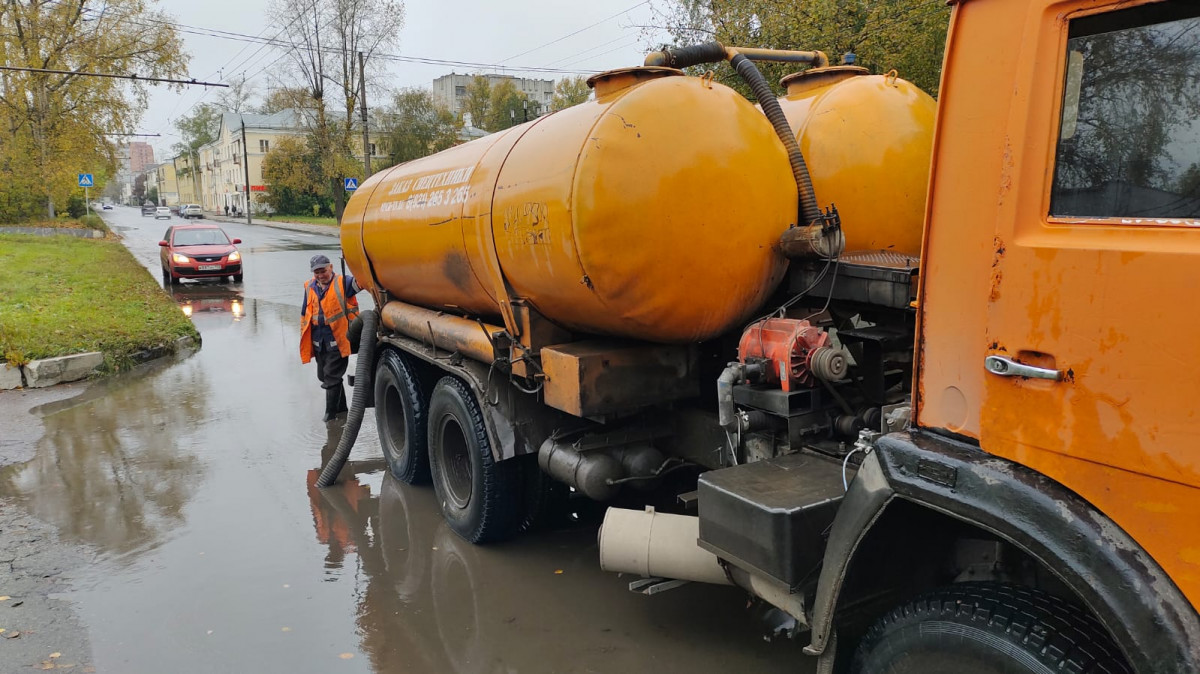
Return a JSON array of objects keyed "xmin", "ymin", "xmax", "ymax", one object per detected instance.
[
  {"xmin": 172, "ymin": 284, "xmax": 246, "ymax": 322},
  {"xmin": 0, "ymin": 358, "xmax": 208, "ymax": 559},
  {"xmin": 307, "ymin": 441, "xmax": 811, "ymax": 673}
]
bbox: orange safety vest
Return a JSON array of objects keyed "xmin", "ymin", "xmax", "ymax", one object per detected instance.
[{"xmin": 300, "ymin": 275, "xmax": 360, "ymax": 363}]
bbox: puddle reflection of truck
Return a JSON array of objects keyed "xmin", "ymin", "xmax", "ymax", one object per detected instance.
[{"xmin": 337, "ymin": 1, "xmax": 1200, "ymax": 670}]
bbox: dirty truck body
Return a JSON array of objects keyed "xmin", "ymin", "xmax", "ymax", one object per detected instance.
[{"xmin": 339, "ymin": 0, "xmax": 1200, "ymax": 670}]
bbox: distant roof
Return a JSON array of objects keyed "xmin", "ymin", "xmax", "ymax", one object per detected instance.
[
  {"xmin": 459, "ymin": 124, "xmax": 489, "ymax": 141},
  {"xmin": 220, "ymin": 109, "xmax": 304, "ymax": 132}
]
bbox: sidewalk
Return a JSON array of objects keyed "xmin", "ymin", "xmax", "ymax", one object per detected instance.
[{"xmin": 205, "ymin": 212, "xmax": 339, "ymax": 237}]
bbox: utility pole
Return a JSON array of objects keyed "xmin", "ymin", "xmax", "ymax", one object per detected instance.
[
  {"xmin": 240, "ymin": 117, "xmax": 251, "ymax": 224},
  {"xmin": 359, "ymin": 51, "xmax": 372, "ymax": 179},
  {"xmin": 192, "ymin": 148, "xmax": 202, "ymax": 211}
]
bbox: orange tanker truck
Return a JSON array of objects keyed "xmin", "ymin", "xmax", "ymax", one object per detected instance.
[{"xmin": 330, "ymin": 0, "xmax": 1200, "ymax": 669}]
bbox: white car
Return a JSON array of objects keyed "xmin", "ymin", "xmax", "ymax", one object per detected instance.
[
  {"xmin": 155, "ymin": 206, "xmax": 171, "ymax": 220},
  {"xmin": 182, "ymin": 204, "xmax": 203, "ymax": 219}
]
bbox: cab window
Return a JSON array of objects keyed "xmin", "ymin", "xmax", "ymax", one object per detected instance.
[{"xmin": 1050, "ymin": 2, "xmax": 1200, "ymax": 219}]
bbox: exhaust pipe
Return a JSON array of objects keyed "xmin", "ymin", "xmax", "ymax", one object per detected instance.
[
  {"xmin": 599, "ymin": 507, "xmax": 807, "ymax": 624},
  {"xmin": 600, "ymin": 507, "xmax": 731, "ymax": 585}
]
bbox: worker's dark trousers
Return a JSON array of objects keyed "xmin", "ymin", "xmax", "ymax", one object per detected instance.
[{"xmin": 314, "ymin": 346, "xmax": 349, "ymax": 421}]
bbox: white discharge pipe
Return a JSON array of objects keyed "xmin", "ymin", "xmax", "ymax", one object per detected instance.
[{"xmin": 599, "ymin": 507, "xmax": 807, "ymax": 625}]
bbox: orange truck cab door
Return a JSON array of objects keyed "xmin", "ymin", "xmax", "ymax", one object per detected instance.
[{"xmin": 919, "ymin": 0, "xmax": 1200, "ymax": 614}]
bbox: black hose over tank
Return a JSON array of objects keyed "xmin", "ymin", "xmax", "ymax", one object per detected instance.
[
  {"xmin": 316, "ymin": 308, "xmax": 379, "ymax": 488},
  {"xmin": 643, "ymin": 41, "xmax": 823, "ymax": 227},
  {"xmin": 729, "ymin": 53, "xmax": 822, "ymax": 227}
]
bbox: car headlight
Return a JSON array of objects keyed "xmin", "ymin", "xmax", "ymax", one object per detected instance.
[
  {"xmin": 227, "ymin": 251, "xmax": 241, "ymax": 262},
  {"xmin": 172, "ymin": 253, "xmax": 190, "ymax": 264}
]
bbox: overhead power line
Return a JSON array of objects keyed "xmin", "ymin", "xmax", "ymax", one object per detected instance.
[
  {"xmin": 0, "ymin": 66, "xmax": 228, "ymax": 87},
  {"xmin": 499, "ymin": 0, "xmax": 651, "ymax": 64},
  {"xmin": 65, "ymin": 6, "xmax": 600, "ymax": 76}
]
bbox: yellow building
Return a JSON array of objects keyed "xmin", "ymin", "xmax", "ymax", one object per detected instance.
[
  {"xmin": 155, "ymin": 162, "xmax": 179, "ymax": 207},
  {"xmin": 198, "ymin": 110, "xmax": 307, "ymax": 216},
  {"xmin": 173, "ymin": 154, "xmax": 200, "ymax": 205}
]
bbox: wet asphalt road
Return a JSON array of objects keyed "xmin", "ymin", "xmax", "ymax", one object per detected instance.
[{"xmin": 0, "ymin": 206, "xmax": 814, "ymax": 673}]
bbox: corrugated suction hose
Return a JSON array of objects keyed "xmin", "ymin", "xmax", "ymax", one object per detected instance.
[
  {"xmin": 729, "ymin": 53, "xmax": 822, "ymax": 227},
  {"xmin": 642, "ymin": 42, "xmax": 824, "ymax": 227},
  {"xmin": 316, "ymin": 308, "xmax": 379, "ymax": 488}
]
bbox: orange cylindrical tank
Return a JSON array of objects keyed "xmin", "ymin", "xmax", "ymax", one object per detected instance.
[
  {"xmin": 776, "ymin": 66, "xmax": 936, "ymax": 256},
  {"xmin": 342, "ymin": 67, "xmax": 798, "ymax": 344}
]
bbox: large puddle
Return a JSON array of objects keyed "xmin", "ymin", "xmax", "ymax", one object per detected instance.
[{"xmin": 0, "ymin": 211, "xmax": 812, "ymax": 672}]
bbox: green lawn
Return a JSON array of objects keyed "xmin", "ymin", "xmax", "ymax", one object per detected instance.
[
  {"xmin": 262, "ymin": 214, "xmax": 338, "ymax": 227},
  {"xmin": 0, "ymin": 234, "xmax": 199, "ymax": 371}
]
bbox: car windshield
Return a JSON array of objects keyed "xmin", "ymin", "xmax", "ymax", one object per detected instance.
[{"xmin": 173, "ymin": 229, "xmax": 230, "ymax": 246}]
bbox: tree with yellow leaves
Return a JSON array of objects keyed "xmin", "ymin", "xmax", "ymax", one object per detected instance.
[
  {"xmin": 0, "ymin": 0, "xmax": 188, "ymax": 221},
  {"xmin": 648, "ymin": 0, "xmax": 950, "ymax": 98}
]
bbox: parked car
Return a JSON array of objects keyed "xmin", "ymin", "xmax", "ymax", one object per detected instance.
[
  {"xmin": 159, "ymin": 224, "xmax": 243, "ymax": 285},
  {"xmin": 141, "ymin": 203, "xmax": 156, "ymax": 216},
  {"xmin": 182, "ymin": 204, "xmax": 203, "ymax": 219},
  {"xmin": 169, "ymin": 205, "xmax": 181, "ymax": 216},
  {"xmin": 154, "ymin": 206, "xmax": 171, "ymax": 220}
]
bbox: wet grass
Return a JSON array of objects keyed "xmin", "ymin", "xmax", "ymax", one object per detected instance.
[
  {"xmin": 262, "ymin": 214, "xmax": 338, "ymax": 227},
  {"xmin": 0, "ymin": 233, "xmax": 199, "ymax": 371}
]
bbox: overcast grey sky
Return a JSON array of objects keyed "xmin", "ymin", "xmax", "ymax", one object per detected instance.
[{"xmin": 140, "ymin": 0, "xmax": 665, "ymax": 160}]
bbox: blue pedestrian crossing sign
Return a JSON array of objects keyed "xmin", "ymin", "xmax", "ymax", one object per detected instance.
[
  {"xmin": 78, "ymin": 173, "xmax": 94, "ymax": 187},
  {"xmin": 344, "ymin": 177, "xmax": 358, "ymax": 191}
]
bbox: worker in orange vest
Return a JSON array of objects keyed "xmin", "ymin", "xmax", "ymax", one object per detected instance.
[{"xmin": 300, "ymin": 254, "xmax": 363, "ymax": 422}]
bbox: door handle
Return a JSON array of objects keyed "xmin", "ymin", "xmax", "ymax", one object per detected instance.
[{"xmin": 984, "ymin": 355, "xmax": 1062, "ymax": 381}]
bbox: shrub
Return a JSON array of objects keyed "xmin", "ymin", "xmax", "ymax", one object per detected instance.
[
  {"xmin": 79, "ymin": 214, "xmax": 108, "ymax": 232},
  {"xmin": 66, "ymin": 195, "xmax": 87, "ymax": 218}
]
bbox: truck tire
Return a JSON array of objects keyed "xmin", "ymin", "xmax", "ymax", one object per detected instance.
[
  {"xmin": 851, "ymin": 582, "xmax": 1132, "ymax": 674},
  {"xmin": 374, "ymin": 349, "xmax": 429, "ymax": 484},
  {"xmin": 427, "ymin": 376, "xmax": 520, "ymax": 543}
]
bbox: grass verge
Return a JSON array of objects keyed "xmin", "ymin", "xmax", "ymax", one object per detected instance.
[
  {"xmin": 262, "ymin": 214, "xmax": 338, "ymax": 227},
  {"xmin": 0, "ymin": 233, "xmax": 199, "ymax": 372}
]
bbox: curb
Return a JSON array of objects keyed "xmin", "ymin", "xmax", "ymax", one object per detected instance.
[
  {"xmin": 205, "ymin": 214, "xmax": 338, "ymax": 237},
  {"xmin": 0, "ymin": 226, "xmax": 106, "ymax": 239},
  {"xmin": 0, "ymin": 336, "xmax": 200, "ymax": 390}
]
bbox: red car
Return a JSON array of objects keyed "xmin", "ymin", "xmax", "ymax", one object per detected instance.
[{"xmin": 159, "ymin": 224, "xmax": 243, "ymax": 285}]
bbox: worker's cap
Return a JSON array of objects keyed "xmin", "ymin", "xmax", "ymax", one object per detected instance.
[{"xmin": 310, "ymin": 254, "xmax": 332, "ymax": 271}]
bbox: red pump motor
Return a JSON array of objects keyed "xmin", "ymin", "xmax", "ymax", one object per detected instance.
[{"xmin": 738, "ymin": 318, "xmax": 848, "ymax": 391}]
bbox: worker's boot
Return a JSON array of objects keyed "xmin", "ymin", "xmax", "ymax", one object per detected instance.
[
  {"xmin": 336, "ymin": 385, "xmax": 349, "ymax": 415},
  {"xmin": 323, "ymin": 386, "xmax": 341, "ymax": 422}
]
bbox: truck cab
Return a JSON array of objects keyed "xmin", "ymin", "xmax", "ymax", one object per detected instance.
[{"xmin": 809, "ymin": 0, "xmax": 1200, "ymax": 669}]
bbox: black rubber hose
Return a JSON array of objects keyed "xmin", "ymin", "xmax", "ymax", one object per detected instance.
[
  {"xmin": 316, "ymin": 308, "xmax": 379, "ymax": 488},
  {"xmin": 643, "ymin": 42, "xmax": 729, "ymax": 69},
  {"xmin": 730, "ymin": 53, "xmax": 822, "ymax": 226}
]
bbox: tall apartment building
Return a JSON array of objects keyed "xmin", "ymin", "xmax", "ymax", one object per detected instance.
[
  {"xmin": 128, "ymin": 142, "xmax": 156, "ymax": 173},
  {"xmin": 432, "ymin": 73, "xmax": 555, "ymax": 118}
]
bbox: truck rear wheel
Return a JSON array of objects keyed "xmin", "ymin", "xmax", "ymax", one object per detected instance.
[
  {"xmin": 374, "ymin": 349, "xmax": 429, "ymax": 484},
  {"xmin": 851, "ymin": 582, "xmax": 1131, "ymax": 674},
  {"xmin": 427, "ymin": 376, "xmax": 520, "ymax": 543}
]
